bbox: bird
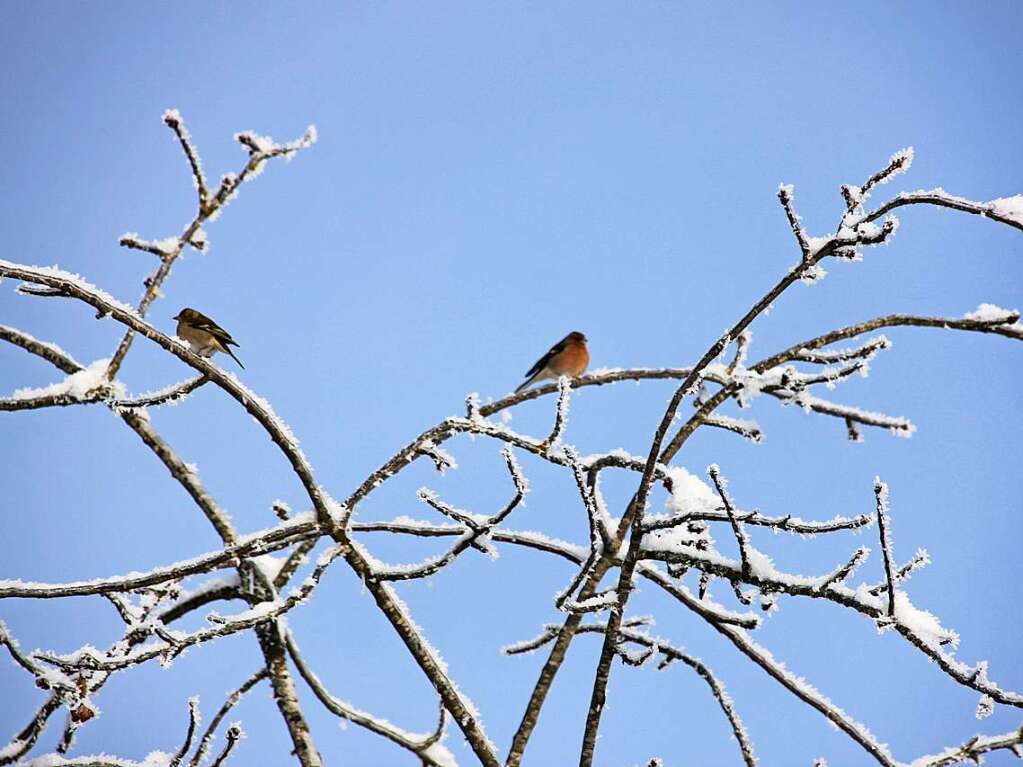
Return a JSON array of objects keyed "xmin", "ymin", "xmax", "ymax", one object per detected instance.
[
  {"xmin": 173, "ymin": 308, "xmax": 245, "ymax": 369},
  {"xmin": 514, "ymin": 331, "xmax": 589, "ymax": 393}
]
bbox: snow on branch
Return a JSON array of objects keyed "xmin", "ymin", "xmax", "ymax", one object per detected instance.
[
  {"xmin": 373, "ymin": 448, "xmax": 527, "ymax": 580},
  {"xmin": 4, "ymin": 131, "xmax": 1022, "ymax": 767},
  {"xmin": 0, "ymin": 515, "xmax": 318, "ymax": 599},
  {"xmin": 187, "ymin": 669, "xmax": 267, "ymax": 767},
  {"xmin": 0, "ymin": 325, "xmax": 82, "ymax": 374},
  {"xmin": 286, "ymin": 632, "xmax": 455, "ymax": 767},
  {"xmin": 163, "ymin": 108, "xmax": 210, "ymax": 208},
  {"xmin": 874, "ymin": 479, "xmax": 898, "ymax": 619}
]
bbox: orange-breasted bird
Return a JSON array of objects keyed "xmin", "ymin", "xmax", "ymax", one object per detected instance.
[
  {"xmin": 514, "ymin": 331, "xmax": 589, "ymax": 393},
  {"xmin": 173, "ymin": 308, "xmax": 245, "ymax": 369}
]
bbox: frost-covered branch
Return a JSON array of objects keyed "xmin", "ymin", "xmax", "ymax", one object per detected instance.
[
  {"xmin": 754, "ymin": 311, "xmax": 1023, "ymax": 374},
  {"xmin": 874, "ymin": 479, "xmax": 897, "ymax": 618},
  {"xmin": 819, "ymin": 547, "xmax": 871, "ymax": 591},
  {"xmin": 544, "ymin": 375, "xmax": 572, "ymax": 448},
  {"xmin": 868, "ymin": 549, "xmax": 930, "ymax": 596},
  {"xmin": 0, "ymin": 693, "xmax": 63, "ymax": 766},
  {"xmin": 778, "ymin": 183, "xmax": 812, "ymax": 259},
  {"xmin": 162, "ymin": 108, "xmax": 210, "ymax": 210},
  {"xmin": 862, "ymin": 190, "xmax": 1023, "ymax": 234},
  {"xmin": 35, "ymin": 544, "xmax": 345, "ymax": 673},
  {"xmin": 5, "ymin": 132, "xmax": 1021, "ymax": 767},
  {"xmin": 907, "ymin": 726, "xmax": 1023, "ymax": 767},
  {"xmin": 505, "ymin": 620, "xmax": 756, "ymax": 767},
  {"xmin": 114, "ymin": 375, "xmax": 209, "ymax": 409},
  {"xmin": 0, "ymin": 516, "xmax": 318, "ymax": 600},
  {"xmin": 374, "ymin": 447, "xmax": 527, "ymax": 581},
  {"xmin": 105, "ymin": 111, "xmax": 316, "ymax": 380},
  {"xmin": 286, "ymin": 633, "xmax": 455, "ymax": 767},
  {"xmin": 169, "ymin": 698, "xmax": 200, "ymax": 767},
  {"xmin": 708, "ymin": 465, "xmax": 750, "ymax": 578},
  {"xmin": 643, "ymin": 505, "xmax": 873, "ymax": 535},
  {"xmin": 187, "ymin": 669, "xmax": 267, "ymax": 767},
  {"xmin": 711, "ymin": 624, "xmax": 897, "ymax": 767},
  {"xmin": 641, "ymin": 514, "xmax": 1023, "ymax": 707},
  {"xmin": 0, "ymin": 324, "xmax": 82, "ymax": 374},
  {"xmin": 210, "ymin": 724, "xmax": 243, "ymax": 767}
]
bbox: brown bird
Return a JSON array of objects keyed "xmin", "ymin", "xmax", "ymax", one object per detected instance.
[
  {"xmin": 173, "ymin": 308, "xmax": 245, "ymax": 369},
  {"xmin": 515, "ymin": 331, "xmax": 589, "ymax": 393}
]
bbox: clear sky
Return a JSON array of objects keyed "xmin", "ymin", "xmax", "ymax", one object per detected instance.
[{"xmin": 1, "ymin": 2, "xmax": 1021, "ymax": 765}]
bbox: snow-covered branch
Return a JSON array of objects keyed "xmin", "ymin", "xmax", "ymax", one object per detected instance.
[{"xmin": 4, "ymin": 129, "xmax": 1021, "ymax": 767}]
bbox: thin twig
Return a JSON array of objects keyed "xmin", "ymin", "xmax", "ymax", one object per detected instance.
[
  {"xmin": 708, "ymin": 465, "xmax": 750, "ymax": 578},
  {"xmin": 188, "ymin": 670, "xmax": 267, "ymax": 767},
  {"xmin": 874, "ymin": 479, "xmax": 897, "ymax": 618}
]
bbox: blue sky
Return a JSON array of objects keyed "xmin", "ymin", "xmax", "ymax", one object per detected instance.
[{"xmin": 2, "ymin": 2, "xmax": 1021, "ymax": 765}]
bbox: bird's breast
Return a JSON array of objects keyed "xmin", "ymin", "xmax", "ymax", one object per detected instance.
[{"xmin": 550, "ymin": 344, "xmax": 589, "ymax": 377}]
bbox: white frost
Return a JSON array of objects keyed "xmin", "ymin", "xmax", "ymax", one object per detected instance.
[
  {"xmin": 963, "ymin": 303, "xmax": 1018, "ymax": 324},
  {"xmin": 988, "ymin": 194, "xmax": 1023, "ymax": 225},
  {"xmin": 10, "ymin": 358, "xmax": 124, "ymax": 402}
]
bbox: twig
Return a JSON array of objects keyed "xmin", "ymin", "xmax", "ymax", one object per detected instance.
[
  {"xmin": 286, "ymin": 633, "xmax": 453, "ymax": 766},
  {"xmin": 712, "ymin": 624, "xmax": 897, "ymax": 767},
  {"xmin": 908, "ymin": 725, "xmax": 1023, "ymax": 767},
  {"xmin": 375, "ymin": 448, "xmax": 526, "ymax": 581},
  {"xmin": 544, "ymin": 375, "xmax": 572, "ymax": 448},
  {"xmin": 169, "ymin": 697, "xmax": 200, "ymax": 767},
  {"xmin": 163, "ymin": 109, "xmax": 210, "ymax": 209},
  {"xmin": 0, "ymin": 693, "xmax": 64, "ymax": 766},
  {"xmin": 0, "ymin": 325, "xmax": 82, "ymax": 374},
  {"xmin": 210, "ymin": 723, "xmax": 243, "ymax": 767},
  {"xmin": 188, "ymin": 670, "xmax": 267, "ymax": 767},
  {"xmin": 708, "ymin": 465, "xmax": 750, "ymax": 578},
  {"xmin": 778, "ymin": 184, "xmax": 812, "ymax": 259},
  {"xmin": 868, "ymin": 549, "xmax": 929, "ymax": 596},
  {"xmin": 114, "ymin": 376, "xmax": 209, "ymax": 409},
  {"xmin": 819, "ymin": 547, "xmax": 870, "ymax": 591},
  {"xmin": 0, "ymin": 517, "xmax": 318, "ymax": 599},
  {"xmin": 874, "ymin": 479, "xmax": 897, "ymax": 617}
]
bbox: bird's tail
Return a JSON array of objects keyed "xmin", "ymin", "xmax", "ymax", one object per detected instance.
[
  {"xmin": 225, "ymin": 346, "xmax": 245, "ymax": 370},
  {"xmin": 514, "ymin": 373, "xmax": 537, "ymax": 394}
]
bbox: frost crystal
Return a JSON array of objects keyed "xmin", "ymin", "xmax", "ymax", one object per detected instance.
[
  {"xmin": 975, "ymin": 694, "xmax": 994, "ymax": 720},
  {"xmin": 10, "ymin": 358, "xmax": 124, "ymax": 403},
  {"xmin": 988, "ymin": 194, "xmax": 1023, "ymax": 225},
  {"xmin": 964, "ymin": 303, "xmax": 1018, "ymax": 324}
]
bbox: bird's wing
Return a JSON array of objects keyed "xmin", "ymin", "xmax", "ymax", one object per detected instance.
[
  {"xmin": 191, "ymin": 312, "xmax": 239, "ymax": 348},
  {"xmin": 523, "ymin": 335, "xmax": 569, "ymax": 378}
]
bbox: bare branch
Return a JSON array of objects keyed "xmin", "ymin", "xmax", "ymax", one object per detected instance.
[
  {"xmin": 874, "ymin": 479, "xmax": 897, "ymax": 618},
  {"xmin": 708, "ymin": 465, "xmax": 750, "ymax": 578},
  {"xmin": 908, "ymin": 725, "xmax": 1023, "ymax": 767},
  {"xmin": 0, "ymin": 516, "xmax": 318, "ymax": 600},
  {"xmin": 754, "ymin": 313, "xmax": 1023, "ymax": 374},
  {"xmin": 544, "ymin": 375, "xmax": 572, "ymax": 448},
  {"xmin": 819, "ymin": 547, "xmax": 871, "ymax": 591},
  {"xmin": 163, "ymin": 109, "xmax": 210, "ymax": 208},
  {"xmin": 862, "ymin": 189, "xmax": 1023, "ymax": 233},
  {"xmin": 712, "ymin": 624, "xmax": 897, "ymax": 767},
  {"xmin": 169, "ymin": 697, "xmax": 200, "ymax": 767},
  {"xmin": 0, "ymin": 693, "xmax": 63, "ymax": 766},
  {"xmin": 703, "ymin": 413, "xmax": 763, "ymax": 442},
  {"xmin": 36, "ymin": 544, "xmax": 345, "ymax": 673},
  {"xmin": 375, "ymin": 448, "xmax": 526, "ymax": 581},
  {"xmin": 104, "ymin": 113, "xmax": 315, "ymax": 381},
  {"xmin": 114, "ymin": 375, "xmax": 209, "ymax": 409},
  {"xmin": 868, "ymin": 549, "xmax": 930, "ymax": 596},
  {"xmin": 210, "ymin": 723, "xmax": 243, "ymax": 767},
  {"xmin": 778, "ymin": 184, "xmax": 812, "ymax": 259},
  {"xmin": 286, "ymin": 633, "xmax": 454, "ymax": 767},
  {"xmin": 0, "ymin": 325, "xmax": 82, "ymax": 374},
  {"xmin": 188, "ymin": 670, "xmax": 267, "ymax": 767}
]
